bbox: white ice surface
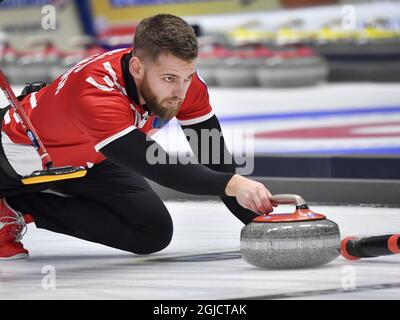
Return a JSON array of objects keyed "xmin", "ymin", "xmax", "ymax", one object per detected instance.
[{"xmin": 0, "ymin": 201, "xmax": 399, "ymax": 300}]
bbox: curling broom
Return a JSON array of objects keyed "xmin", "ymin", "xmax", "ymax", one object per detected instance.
[{"xmin": 341, "ymin": 233, "xmax": 400, "ymax": 260}]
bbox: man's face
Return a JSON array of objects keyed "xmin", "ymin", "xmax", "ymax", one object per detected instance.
[{"xmin": 137, "ymin": 52, "xmax": 197, "ymax": 120}]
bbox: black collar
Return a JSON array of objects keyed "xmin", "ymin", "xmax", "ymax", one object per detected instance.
[{"xmin": 121, "ymin": 51, "xmax": 150, "ymax": 113}]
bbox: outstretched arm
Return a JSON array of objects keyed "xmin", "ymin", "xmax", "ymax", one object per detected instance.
[
  {"xmin": 100, "ymin": 128, "xmax": 234, "ymax": 196},
  {"xmin": 100, "ymin": 126, "xmax": 273, "ymax": 217},
  {"xmin": 181, "ymin": 115, "xmax": 272, "ymax": 224}
]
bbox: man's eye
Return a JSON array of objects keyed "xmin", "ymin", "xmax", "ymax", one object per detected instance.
[{"xmin": 164, "ymin": 77, "xmax": 174, "ymax": 82}]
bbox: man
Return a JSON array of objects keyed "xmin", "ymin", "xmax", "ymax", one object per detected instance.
[{"xmin": 0, "ymin": 14, "xmax": 273, "ymax": 260}]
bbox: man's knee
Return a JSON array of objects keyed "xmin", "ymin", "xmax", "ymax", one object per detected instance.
[{"xmin": 128, "ymin": 213, "xmax": 173, "ymax": 255}]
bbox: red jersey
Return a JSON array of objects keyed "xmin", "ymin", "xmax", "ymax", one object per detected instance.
[{"xmin": 0, "ymin": 48, "xmax": 214, "ymax": 176}]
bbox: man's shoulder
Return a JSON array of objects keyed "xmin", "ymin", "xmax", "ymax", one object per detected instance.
[
  {"xmin": 53, "ymin": 48, "xmax": 131, "ymax": 97},
  {"xmin": 72, "ymin": 48, "xmax": 130, "ymax": 81}
]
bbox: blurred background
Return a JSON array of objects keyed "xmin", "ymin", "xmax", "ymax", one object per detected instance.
[
  {"xmin": 0, "ymin": 0, "xmax": 399, "ymax": 204},
  {"xmin": 1, "ymin": 0, "xmax": 400, "ymax": 85}
]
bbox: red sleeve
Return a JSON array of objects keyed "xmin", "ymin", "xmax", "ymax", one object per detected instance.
[
  {"xmin": 175, "ymin": 72, "xmax": 214, "ymax": 126},
  {"xmin": 73, "ymin": 89, "xmax": 137, "ymax": 151}
]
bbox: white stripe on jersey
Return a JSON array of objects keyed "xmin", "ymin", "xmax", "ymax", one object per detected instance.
[
  {"xmin": 178, "ymin": 111, "xmax": 215, "ymax": 126},
  {"xmin": 86, "ymin": 61, "xmax": 128, "ymax": 96},
  {"xmin": 30, "ymin": 92, "xmax": 37, "ymax": 109},
  {"xmin": 3, "ymin": 110, "xmax": 11, "ymax": 125},
  {"xmin": 56, "ymin": 48, "xmax": 126, "ymax": 95},
  {"xmin": 13, "ymin": 112, "xmax": 20, "ymax": 123},
  {"xmin": 86, "ymin": 77, "xmax": 115, "ymax": 92},
  {"xmin": 103, "ymin": 76, "xmax": 115, "ymax": 88},
  {"xmin": 95, "ymin": 126, "xmax": 136, "ymax": 152},
  {"xmin": 103, "ymin": 61, "xmax": 127, "ymax": 96},
  {"xmin": 1, "ymin": 130, "xmax": 42, "ymax": 176}
]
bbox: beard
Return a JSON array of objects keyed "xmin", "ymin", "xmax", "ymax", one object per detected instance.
[{"xmin": 139, "ymin": 75, "xmax": 183, "ymax": 120}]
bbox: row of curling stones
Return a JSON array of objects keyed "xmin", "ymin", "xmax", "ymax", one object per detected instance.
[{"xmin": 240, "ymin": 194, "xmax": 341, "ymax": 269}]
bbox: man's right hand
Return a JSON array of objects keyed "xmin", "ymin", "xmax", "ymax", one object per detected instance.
[{"xmin": 225, "ymin": 174, "xmax": 275, "ymax": 215}]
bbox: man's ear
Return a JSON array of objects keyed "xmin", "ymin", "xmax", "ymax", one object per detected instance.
[{"xmin": 129, "ymin": 56, "xmax": 144, "ymax": 80}]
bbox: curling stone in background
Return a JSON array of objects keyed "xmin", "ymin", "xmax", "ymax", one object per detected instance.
[
  {"xmin": 197, "ymin": 48, "xmax": 222, "ymax": 87},
  {"xmin": 256, "ymin": 47, "xmax": 329, "ymax": 88},
  {"xmin": 197, "ymin": 38, "xmax": 228, "ymax": 87},
  {"xmin": 214, "ymin": 45, "xmax": 264, "ymax": 87},
  {"xmin": 240, "ymin": 194, "xmax": 340, "ymax": 269},
  {"xmin": 214, "ymin": 56, "xmax": 260, "ymax": 87}
]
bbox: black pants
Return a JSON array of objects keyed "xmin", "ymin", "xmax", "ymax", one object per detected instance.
[
  {"xmin": 0, "ymin": 110, "xmax": 173, "ymax": 254},
  {"xmin": 1, "ymin": 160, "xmax": 173, "ymax": 255}
]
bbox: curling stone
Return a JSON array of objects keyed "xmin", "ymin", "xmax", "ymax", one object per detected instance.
[{"xmin": 240, "ymin": 194, "xmax": 341, "ymax": 269}]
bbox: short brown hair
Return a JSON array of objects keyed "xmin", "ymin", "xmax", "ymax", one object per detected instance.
[{"xmin": 133, "ymin": 14, "xmax": 198, "ymax": 61}]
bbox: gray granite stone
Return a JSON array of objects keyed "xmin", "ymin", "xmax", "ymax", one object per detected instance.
[{"xmin": 240, "ymin": 219, "xmax": 340, "ymax": 269}]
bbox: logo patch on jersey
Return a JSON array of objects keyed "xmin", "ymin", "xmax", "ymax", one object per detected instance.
[{"xmin": 152, "ymin": 117, "xmax": 169, "ymax": 129}]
